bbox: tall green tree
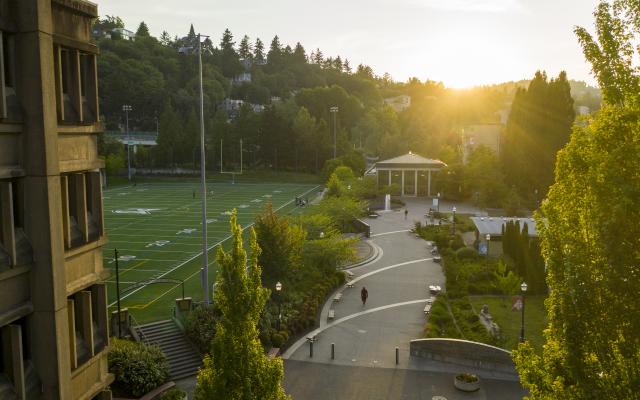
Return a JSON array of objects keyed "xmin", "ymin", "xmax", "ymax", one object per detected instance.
[
  {"xmin": 135, "ymin": 21, "xmax": 150, "ymax": 37},
  {"xmin": 195, "ymin": 211, "xmax": 289, "ymax": 400},
  {"xmin": 239, "ymin": 35, "xmax": 252, "ymax": 60},
  {"xmin": 502, "ymin": 71, "xmax": 575, "ymax": 201},
  {"xmin": 513, "ymin": 1, "xmax": 640, "ymax": 397},
  {"xmin": 254, "ymin": 38, "xmax": 265, "ymax": 63}
]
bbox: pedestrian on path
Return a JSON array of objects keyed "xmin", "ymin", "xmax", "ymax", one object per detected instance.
[
  {"xmin": 361, "ymin": 286, "xmax": 368, "ymax": 306},
  {"xmin": 404, "ymin": 209, "xmax": 408, "ymax": 220}
]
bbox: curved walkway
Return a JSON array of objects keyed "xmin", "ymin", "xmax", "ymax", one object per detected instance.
[{"xmin": 283, "ymin": 198, "xmax": 525, "ymax": 400}]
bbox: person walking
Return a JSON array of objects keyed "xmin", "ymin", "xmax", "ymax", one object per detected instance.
[
  {"xmin": 360, "ymin": 286, "xmax": 368, "ymax": 306},
  {"xmin": 404, "ymin": 209, "xmax": 408, "ymax": 220}
]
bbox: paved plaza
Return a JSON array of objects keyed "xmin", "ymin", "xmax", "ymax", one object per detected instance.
[{"xmin": 283, "ymin": 198, "xmax": 526, "ymax": 400}]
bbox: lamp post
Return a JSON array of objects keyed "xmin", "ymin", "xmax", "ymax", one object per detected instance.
[
  {"xmin": 330, "ymin": 106, "xmax": 339, "ymax": 158},
  {"xmin": 520, "ymin": 281, "xmax": 527, "ymax": 342},
  {"xmin": 180, "ymin": 32, "xmax": 210, "ymax": 303},
  {"xmin": 451, "ymin": 206, "xmax": 457, "ymax": 235},
  {"xmin": 485, "ymin": 233, "xmax": 491, "ymax": 259},
  {"xmin": 122, "ymin": 105, "xmax": 132, "ymax": 181},
  {"xmin": 275, "ymin": 281, "xmax": 283, "ymax": 331},
  {"xmin": 437, "ymin": 192, "xmax": 440, "ymax": 212}
]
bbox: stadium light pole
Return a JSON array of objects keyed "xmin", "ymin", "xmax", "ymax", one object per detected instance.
[
  {"xmin": 180, "ymin": 32, "xmax": 210, "ymax": 304},
  {"xmin": 122, "ymin": 105, "xmax": 132, "ymax": 181},
  {"xmin": 330, "ymin": 106, "xmax": 339, "ymax": 158}
]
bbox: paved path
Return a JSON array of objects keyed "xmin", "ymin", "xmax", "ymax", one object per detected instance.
[{"xmin": 283, "ymin": 198, "xmax": 525, "ymax": 399}]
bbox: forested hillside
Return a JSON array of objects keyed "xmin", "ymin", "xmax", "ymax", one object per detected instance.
[{"xmin": 96, "ymin": 17, "xmax": 599, "ymax": 209}]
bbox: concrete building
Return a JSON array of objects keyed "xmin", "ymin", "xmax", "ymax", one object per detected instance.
[
  {"xmin": 462, "ymin": 123, "xmax": 502, "ymax": 164},
  {"xmin": 471, "ymin": 217, "xmax": 538, "ymax": 257},
  {"xmin": 369, "ymin": 152, "xmax": 446, "ymax": 197},
  {"xmin": 0, "ymin": 1, "xmax": 113, "ymax": 399}
]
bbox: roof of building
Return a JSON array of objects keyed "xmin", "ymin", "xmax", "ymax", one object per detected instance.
[
  {"xmin": 470, "ymin": 216, "xmax": 538, "ymax": 237},
  {"xmin": 375, "ymin": 152, "xmax": 447, "ymax": 169}
]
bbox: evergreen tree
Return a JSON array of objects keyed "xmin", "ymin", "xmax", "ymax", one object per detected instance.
[
  {"xmin": 514, "ymin": 2, "xmax": 640, "ymax": 397},
  {"xmin": 136, "ymin": 21, "xmax": 150, "ymax": 37},
  {"xmin": 156, "ymin": 100, "xmax": 181, "ymax": 165},
  {"xmin": 313, "ymin": 48, "xmax": 323, "ymax": 64},
  {"xmin": 267, "ymin": 35, "xmax": 282, "ymax": 64},
  {"xmin": 159, "ymin": 30, "xmax": 172, "ymax": 46},
  {"xmin": 343, "ymin": 59, "xmax": 352, "ymax": 74},
  {"xmin": 194, "ymin": 212, "xmax": 289, "ymax": 400},
  {"xmin": 334, "ymin": 56, "xmax": 343, "ymax": 71},
  {"xmin": 239, "ymin": 35, "xmax": 252, "ymax": 60},
  {"xmin": 254, "ymin": 38, "xmax": 265, "ymax": 63},
  {"xmin": 220, "ymin": 28, "xmax": 235, "ymax": 52},
  {"xmin": 293, "ymin": 42, "xmax": 306, "ymax": 63},
  {"xmin": 187, "ymin": 24, "xmax": 197, "ymax": 42}
]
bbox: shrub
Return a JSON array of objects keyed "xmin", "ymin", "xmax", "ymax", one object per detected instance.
[
  {"xmin": 108, "ymin": 338, "xmax": 169, "ymax": 398},
  {"xmin": 456, "ymin": 373, "xmax": 479, "ymax": 383},
  {"xmin": 333, "ymin": 165, "xmax": 355, "ymax": 182},
  {"xmin": 271, "ymin": 333, "xmax": 285, "ymax": 348},
  {"xmin": 455, "ymin": 247, "xmax": 478, "ymax": 260},
  {"xmin": 184, "ymin": 304, "xmax": 220, "ymax": 354},
  {"xmin": 278, "ymin": 330, "xmax": 289, "ymax": 343},
  {"xmin": 161, "ymin": 388, "xmax": 187, "ymax": 400}
]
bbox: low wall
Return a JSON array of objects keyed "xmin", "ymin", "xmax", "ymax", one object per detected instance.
[
  {"xmin": 410, "ymin": 338, "xmax": 516, "ymax": 374},
  {"xmin": 353, "ymin": 218, "xmax": 371, "ymax": 238}
]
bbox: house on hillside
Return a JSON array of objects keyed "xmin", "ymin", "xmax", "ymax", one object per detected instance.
[
  {"xmin": 462, "ymin": 123, "xmax": 503, "ymax": 164},
  {"xmin": 383, "ymin": 95, "xmax": 411, "ymax": 112},
  {"xmin": 471, "ymin": 217, "xmax": 538, "ymax": 257}
]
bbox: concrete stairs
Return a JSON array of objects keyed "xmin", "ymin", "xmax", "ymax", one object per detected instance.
[{"xmin": 134, "ymin": 320, "xmax": 202, "ymax": 380}]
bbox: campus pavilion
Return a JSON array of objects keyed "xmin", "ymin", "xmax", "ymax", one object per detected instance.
[{"xmin": 370, "ymin": 152, "xmax": 447, "ymax": 197}]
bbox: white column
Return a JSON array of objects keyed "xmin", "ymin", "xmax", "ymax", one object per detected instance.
[
  {"xmin": 414, "ymin": 170, "xmax": 418, "ymax": 196},
  {"xmin": 428, "ymin": 170, "xmax": 432, "ymax": 197},
  {"xmin": 388, "ymin": 170, "xmax": 391, "ymax": 186},
  {"xmin": 401, "ymin": 170, "xmax": 405, "ymax": 196}
]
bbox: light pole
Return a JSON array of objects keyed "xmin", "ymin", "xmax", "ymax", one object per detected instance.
[
  {"xmin": 122, "ymin": 105, "xmax": 132, "ymax": 181},
  {"xmin": 451, "ymin": 206, "xmax": 457, "ymax": 235},
  {"xmin": 330, "ymin": 106, "xmax": 339, "ymax": 158},
  {"xmin": 275, "ymin": 281, "xmax": 283, "ymax": 331},
  {"xmin": 520, "ymin": 281, "xmax": 527, "ymax": 343},
  {"xmin": 180, "ymin": 32, "xmax": 210, "ymax": 303},
  {"xmin": 485, "ymin": 233, "xmax": 491, "ymax": 259}
]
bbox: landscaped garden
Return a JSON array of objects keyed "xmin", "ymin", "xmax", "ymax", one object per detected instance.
[{"xmin": 415, "ymin": 217, "xmax": 547, "ymax": 352}]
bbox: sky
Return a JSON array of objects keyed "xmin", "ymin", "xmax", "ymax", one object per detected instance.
[{"xmin": 99, "ymin": 0, "xmax": 601, "ymax": 88}]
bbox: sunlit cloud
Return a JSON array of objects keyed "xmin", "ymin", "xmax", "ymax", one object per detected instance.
[{"xmin": 409, "ymin": 0, "xmax": 524, "ymax": 13}]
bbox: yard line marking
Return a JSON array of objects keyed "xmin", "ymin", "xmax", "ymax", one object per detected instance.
[{"xmin": 108, "ymin": 184, "xmax": 320, "ymax": 307}]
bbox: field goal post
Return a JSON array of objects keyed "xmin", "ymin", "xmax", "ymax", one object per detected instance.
[{"xmin": 220, "ymin": 139, "xmax": 243, "ymax": 184}]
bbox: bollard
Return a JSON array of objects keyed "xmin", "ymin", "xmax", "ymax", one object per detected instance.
[
  {"xmin": 309, "ymin": 340, "xmax": 314, "ymax": 358},
  {"xmin": 395, "ymin": 347, "xmax": 399, "ymax": 365},
  {"xmin": 331, "ymin": 343, "xmax": 335, "ymax": 360}
]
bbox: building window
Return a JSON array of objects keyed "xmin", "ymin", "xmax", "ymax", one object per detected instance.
[
  {"xmin": 0, "ymin": 180, "xmax": 32, "ymax": 271},
  {"xmin": 61, "ymin": 171, "xmax": 103, "ymax": 249},
  {"xmin": 0, "ymin": 30, "xmax": 20, "ymax": 121},
  {"xmin": 67, "ymin": 284, "xmax": 108, "ymax": 369},
  {"xmin": 54, "ymin": 45, "xmax": 98, "ymax": 124},
  {"xmin": 0, "ymin": 320, "xmax": 30, "ymax": 399}
]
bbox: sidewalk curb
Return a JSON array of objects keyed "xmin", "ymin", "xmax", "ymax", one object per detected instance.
[{"xmin": 341, "ymin": 239, "xmax": 379, "ymax": 270}]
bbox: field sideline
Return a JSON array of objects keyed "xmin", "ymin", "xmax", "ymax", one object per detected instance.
[{"xmin": 102, "ymin": 180, "xmax": 320, "ymax": 323}]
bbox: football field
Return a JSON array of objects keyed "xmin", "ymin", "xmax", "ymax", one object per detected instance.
[{"xmin": 102, "ymin": 180, "xmax": 319, "ymax": 323}]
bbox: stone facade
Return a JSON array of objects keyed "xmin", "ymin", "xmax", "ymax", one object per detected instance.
[{"xmin": 0, "ymin": 1, "xmax": 112, "ymax": 399}]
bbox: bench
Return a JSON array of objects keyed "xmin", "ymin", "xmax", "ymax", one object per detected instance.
[
  {"xmin": 333, "ymin": 293, "xmax": 343, "ymax": 302},
  {"xmin": 328, "ymin": 309, "xmax": 335, "ymax": 320},
  {"xmin": 306, "ymin": 335, "xmax": 317, "ymax": 343},
  {"xmin": 368, "ymin": 214, "xmax": 379, "ymax": 219},
  {"xmin": 346, "ymin": 281, "xmax": 355, "ymax": 288},
  {"xmin": 424, "ymin": 303, "xmax": 432, "ymax": 314},
  {"xmin": 345, "ymin": 270, "xmax": 355, "ymax": 278},
  {"xmin": 267, "ymin": 347, "xmax": 280, "ymax": 359}
]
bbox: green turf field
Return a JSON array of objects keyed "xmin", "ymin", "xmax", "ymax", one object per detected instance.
[{"xmin": 103, "ymin": 180, "xmax": 319, "ymax": 324}]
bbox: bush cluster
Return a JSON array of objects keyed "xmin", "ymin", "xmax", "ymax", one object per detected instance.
[
  {"xmin": 184, "ymin": 304, "xmax": 220, "ymax": 354},
  {"xmin": 108, "ymin": 338, "xmax": 169, "ymax": 398}
]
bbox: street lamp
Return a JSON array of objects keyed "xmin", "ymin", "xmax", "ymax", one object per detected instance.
[
  {"xmin": 520, "ymin": 281, "xmax": 528, "ymax": 343},
  {"xmin": 319, "ymin": 231, "xmax": 325, "ymax": 239},
  {"xmin": 275, "ymin": 281, "xmax": 283, "ymax": 331},
  {"xmin": 122, "ymin": 105, "xmax": 132, "ymax": 181},
  {"xmin": 485, "ymin": 233, "xmax": 491, "ymax": 258},
  {"xmin": 179, "ymin": 32, "xmax": 211, "ymax": 303},
  {"xmin": 451, "ymin": 206, "xmax": 457, "ymax": 235},
  {"xmin": 330, "ymin": 106, "xmax": 339, "ymax": 158}
]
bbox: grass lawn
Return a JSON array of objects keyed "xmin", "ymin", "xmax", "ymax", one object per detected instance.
[
  {"xmin": 469, "ymin": 295, "xmax": 547, "ymax": 352},
  {"xmin": 103, "ymin": 179, "xmax": 320, "ymax": 324}
]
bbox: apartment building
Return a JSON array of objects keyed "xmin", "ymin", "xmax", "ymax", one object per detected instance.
[{"xmin": 0, "ymin": 0, "xmax": 112, "ymax": 399}]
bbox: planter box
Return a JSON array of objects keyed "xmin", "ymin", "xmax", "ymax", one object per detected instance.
[{"xmin": 454, "ymin": 375, "xmax": 480, "ymax": 392}]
